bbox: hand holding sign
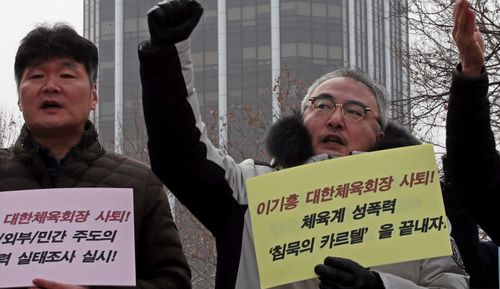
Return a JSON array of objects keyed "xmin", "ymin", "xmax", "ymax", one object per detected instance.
[
  {"xmin": 314, "ymin": 257, "xmax": 384, "ymax": 289},
  {"xmin": 32, "ymin": 278, "xmax": 89, "ymax": 289}
]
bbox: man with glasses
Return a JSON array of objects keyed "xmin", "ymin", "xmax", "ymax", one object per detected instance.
[{"xmin": 139, "ymin": 1, "xmax": 468, "ymax": 289}]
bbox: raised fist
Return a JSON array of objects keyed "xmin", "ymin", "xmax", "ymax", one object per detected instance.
[{"xmin": 147, "ymin": 0, "xmax": 203, "ymax": 46}]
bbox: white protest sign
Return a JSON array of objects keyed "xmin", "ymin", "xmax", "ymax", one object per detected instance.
[{"xmin": 0, "ymin": 188, "xmax": 135, "ymax": 288}]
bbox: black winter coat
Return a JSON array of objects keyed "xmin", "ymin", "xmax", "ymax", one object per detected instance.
[
  {"xmin": 0, "ymin": 121, "xmax": 191, "ymax": 289},
  {"xmin": 446, "ymin": 66, "xmax": 499, "ymax": 288},
  {"xmin": 446, "ymin": 66, "xmax": 498, "ymax": 244}
]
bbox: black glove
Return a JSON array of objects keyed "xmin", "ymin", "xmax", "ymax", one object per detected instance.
[
  {"xmin": 147, "ymin": 0, "xmax": 203, "ymax": 46},
  {"xmin": 314, "ymin": 257, "xmax": 385, "ymax": 289}
]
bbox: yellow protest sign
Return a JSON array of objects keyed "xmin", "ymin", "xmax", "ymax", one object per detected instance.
[{"xmin": 246, "ymin": 144, "xmax": 451, "ymax": 289}]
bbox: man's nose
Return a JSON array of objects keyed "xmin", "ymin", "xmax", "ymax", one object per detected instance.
[
  {"xmin": 42, "ymin": 75, "xmax": 61, "ymax": 93},
  {"xmin": 326, "ymin": 106, "xmax": 345, "ymax": 128}
]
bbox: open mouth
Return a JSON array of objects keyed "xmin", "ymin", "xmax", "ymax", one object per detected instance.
[
  {"xmin": 321, "ymin": 134, "xmax": 345, "ymax": 145},
  {"xmin": 41, "ymin": 101, "xmax": 62, "ymax": 109}
]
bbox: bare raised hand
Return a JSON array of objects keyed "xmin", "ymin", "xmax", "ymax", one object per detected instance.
[{"xmin": 452, "ymin": 0, "xmax": 484, "ymax": 76}]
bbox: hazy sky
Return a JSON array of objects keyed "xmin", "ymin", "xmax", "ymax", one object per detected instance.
[{"xmin": 0, "ymin": 0, "xmax": 83, "ymax": 114}]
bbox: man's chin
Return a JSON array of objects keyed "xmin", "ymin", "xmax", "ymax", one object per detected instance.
[
  {"xmin": 316, "ymin": 149, "xmax": 348, "ymax": 158},
  {"xmin": 28, "ymin": 123, "xmax": 81, "ymax": 138},
  {"xmin": 326, "ymin": 152, "xmax": 345, "ymax": 158}
]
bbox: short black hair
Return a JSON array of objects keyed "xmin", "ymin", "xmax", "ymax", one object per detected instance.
[{"xmin": 14, "ymin": 22, "xmax": 98, "ymax": 86}]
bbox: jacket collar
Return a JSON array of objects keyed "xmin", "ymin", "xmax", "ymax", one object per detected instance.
[{"xmin": 13, "ymin": 120, "xmax": 103, "ymax": 163}]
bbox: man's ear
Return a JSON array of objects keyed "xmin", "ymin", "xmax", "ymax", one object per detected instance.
[
  {"xmin": 377, "ymin": 131, "xmax": 385, "ymax": 142},
  {"xmin": 90, "ymin": 85, "xmax": 98, "ymax": 110}
]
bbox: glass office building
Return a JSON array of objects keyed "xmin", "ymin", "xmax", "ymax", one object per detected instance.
[{"xmin": 84, "ymin": 0, "xmax": 409, "ymax": 160}]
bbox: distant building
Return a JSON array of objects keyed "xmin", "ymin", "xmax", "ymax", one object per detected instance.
[{"xmin": 84, "ymin": 0, "xmax": 409, "ymax": 160}]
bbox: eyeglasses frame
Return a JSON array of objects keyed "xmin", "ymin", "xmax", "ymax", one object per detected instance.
[{"xmin": 307, "ymin": 96, "xmax": 382, "ymax": 128}]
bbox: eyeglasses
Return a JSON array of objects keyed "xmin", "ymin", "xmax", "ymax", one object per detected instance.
[{"xmin": 308, "ymin": 96, "xmax": 379, "ymax": 124}]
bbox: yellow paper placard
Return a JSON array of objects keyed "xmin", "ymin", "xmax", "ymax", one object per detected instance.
[{"xmin": 246, "ymin": 144, "xmax": 451, "ymax": 289}]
